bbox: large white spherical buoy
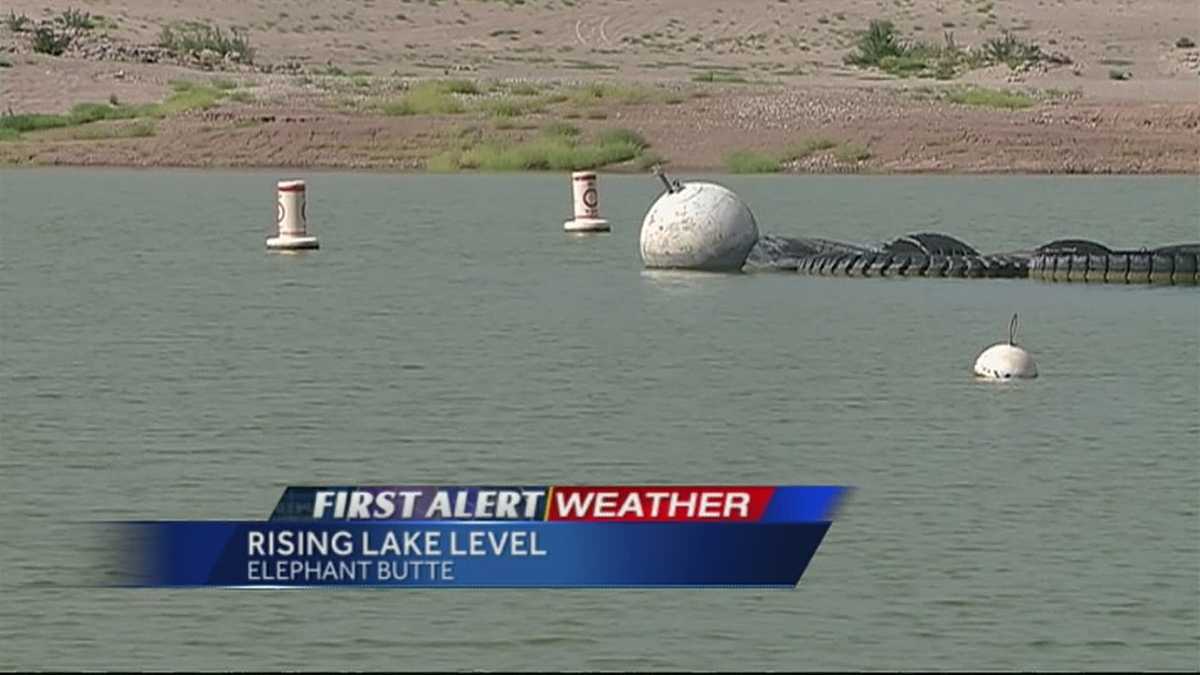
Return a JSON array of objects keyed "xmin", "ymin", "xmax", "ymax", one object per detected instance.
[
  {"xmin": 639, "ymin": 181, "xmax": 759, "ymax": 271},
  {"xmin": 973, "ymin": 343, "xmax": 1038, "ymax": 379},
  {"xmin": 973, "ymin": 313, "xmax": 1038, "ymax": 379}
]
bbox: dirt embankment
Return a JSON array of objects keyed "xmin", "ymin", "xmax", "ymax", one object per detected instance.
[{"xmin": 2, "ymin": 0, "xmax": 1197, "ymax": 173}]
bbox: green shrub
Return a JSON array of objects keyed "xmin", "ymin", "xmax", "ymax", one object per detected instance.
[
  {"xmin": 58, "ymin": 8, "xmax": 95, "ymax": 31},
  {"xmin": 70, "ymin": 120, "xmax": 157, "ymax": 140},
  {"xmin": 846, "ymin": 21, "xmax": 1043, "ymax": 76},
  {"xmin": 982, "ymin": 31, "xmax": 1042, "ymax": 68},
  {"xmin": 932, "ymin": 58, "xmax": 958, "ymax": 80},
  {"xmin": 944, "ymin": 86, "xmax": 1035, "ymax": 109},
  {"xmin": 691, "ymin": 70, "xmax": 749, "ymax": 83},
  {"xmin": 0, "ymin": 101, "xmax": 158, "ymax": 136},
  {"xmin": 0, "ymin": 87, "xmax": 226, "ymax": 140},
  {"xmin": 437, "ymin": 79, "xmax": 479, "ymax": 95},
  {"xmin": 69, "ymin": 102, "xmax": 142, "ymax": 123},
  {"xmin": 426, "ymin": 150, "xmax": 462, "ymax": 172},
  {"xmin": 596, "ymin": 127, "xmax": 647, "ymax": 149},
  {"xmin": 382, "ymin": 81, "xmax": 467, "ymax": 115},
  {"xmin": 450, "ymin": 127, "xmax": 646, "ymax": 172},
  {"xmin": 567, "ymin": 82, "xmax": 660, "ymax": 106},
  {"xmin": 878, "ymin": 54, "xmax": 928, "ymax": 75},
  {"xmin": 159, "ymin": 22, "xmax": 254, "ymax": 63},
  {"xmin": 541, "ymin": 121, "xmax": 580, "ymax": 138},
  {"xmin": 845, "ymin": 20, "xmax": 906, "ymax": 66},
  {"xmin": 725, "ymin": 150, "xmax": 781, "ymax": 173},
  {"xmin": 781, "ymin": 138, "xmax": 837, "ymax": 161},
  {"xmin": 506, "ymin": 82, "xmax": 542, "ymax": 96},
  {"xmin": 6, "ymin": 10, "xmax": 31, "ymax": 32},
  {"xmin": 484, "ymin": 96, "xmax": 542, "ymax": 117},
  {"xmin": 382, "ymin": 80, "xmax": 491, "ymax": 116},
  {"xmin": 834, "ymin": 143, "xmax": 871, "ymax": 163},
  {"xmin": 723, "ymin": 139, "xmax": 841, "ymax": 173},
  {"xmin": 32, "ymin": 27, "xmax": 72, "ymax": 55},
  {"xmin": 0, "ymin": 113, "xmax": 73, "ymax": 133},
  {"xmin": 156, "ymin": 84, "xmax": 226, "ymax": 114}
]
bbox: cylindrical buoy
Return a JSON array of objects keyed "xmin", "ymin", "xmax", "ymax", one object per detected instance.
[
  {"xmin": 267, "ymin": 179, "xmax": 319, "ymax": 250},
  {"xmin": 563, "ymin": 171, "xmax": 610, "ymax": 233},
  {"xmin": 974, "ymin": 313, "xmax": 1038, "ymax": 379}
]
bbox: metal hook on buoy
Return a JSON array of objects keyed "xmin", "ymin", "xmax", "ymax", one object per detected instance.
[
  {"xmin": 974, "ymin": 312, "xmax": 1037, "ymax": 379},
  {"xmin": 651, "ymin": 164, "xmax": 681, "ymax": 194}
]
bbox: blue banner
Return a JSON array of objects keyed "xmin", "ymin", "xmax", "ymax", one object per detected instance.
[
  {"xmin": 115, "ymin": 521, "xmax": 834, "ymax": 588},
  {"xmin": 109, "ymin": 485, "xmax": 848, "ymax": 588}
]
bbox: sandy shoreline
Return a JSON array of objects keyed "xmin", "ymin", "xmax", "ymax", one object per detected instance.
[
  {"xmin": 2, "ymin": 0, "xmax": 1198, "ymax": 174},
  {"xmin": 2, "ymin": 82, "xmax": 1196, "ymax": 174}
]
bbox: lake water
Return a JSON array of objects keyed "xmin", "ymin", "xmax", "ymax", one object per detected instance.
[{"xmin": 1, "ymin": 170, "xmax": 1197, "ymax": 670}]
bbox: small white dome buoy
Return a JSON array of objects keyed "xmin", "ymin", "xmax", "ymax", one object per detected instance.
[
  {"xmin": 267, "ymin": 179, "xmax": 319, "ymax": 250},
  {"xmin": 974, "ymin": 313, "xmax": 1038, "ymax": 379},
  {"xmin": 563, "ymin": 171, "xmax": 610, "ymax": 233},
  {"xmin": 639, "ymin": 167, "xmax": 759, "ymax": 271}
]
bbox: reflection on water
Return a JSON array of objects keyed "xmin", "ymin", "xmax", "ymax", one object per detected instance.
[{"xmin": 638, "ymin": 268, "xmax": 746, "ymax": 294}]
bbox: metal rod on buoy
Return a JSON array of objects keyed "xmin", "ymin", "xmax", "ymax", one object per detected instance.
[
  {"xmin": 974, "ymin": 313, "xmax": 1038, "ymax": 379},
  {"xmin": 563, "ymin": 171, "xmax": 610, "ymax": 233},
  {"xmin": 267, "ymin": 179, "xmax": 319, "ymax": 250},
  {"xmin": 652, "ymin": 164, "xmax": 681, "ymax": 194}
]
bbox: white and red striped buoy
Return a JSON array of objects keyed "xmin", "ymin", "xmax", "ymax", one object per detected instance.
[
  {"xmin": 267, "ymin": 179, "xmax": 319, "ymax": 250},
  {"xmin": 563, "ymin": 171, "xmax": 610, "ymax": 233}
]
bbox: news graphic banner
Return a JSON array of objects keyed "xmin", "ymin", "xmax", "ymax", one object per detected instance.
[{"xmin": 117, "ymin": 486, "xmax": 847, "ymax": 588}]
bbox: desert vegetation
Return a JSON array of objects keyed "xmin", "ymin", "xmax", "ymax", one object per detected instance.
[
  {"xmin": 844, "ymin": 19, "xmax": 1057, "ymax": 79},
  {"xmin": 6, "ymin": 10, "xmax": 32, "ymax": 33},
  {"xmin": 368, "ymin": 79, "xmax": 680, "ymax": 121},
  {"xmin": 159, "ymin": 21, "xmax": 254, "ymax": 63},
  {"xmin": 427, "ymin": 124, "xmax": 650, "ymax": 171},
  {"xmin": 0, "ymin": 0, "xmax": 1193, "ymax": 174},
  {"xmin": 0, "ymin": 79, "xmax": 248, "ymax": 140},
  {"xmin": 944, "ymin": 86, "xmax": 1035, "ymax": 109},
  {"xmin": 12, "ymin": 7, "xmax": 109, "ymax": 55},
  {"xmin": 725, "ymin": 138, "xmax": 865, "ymax": 173}
]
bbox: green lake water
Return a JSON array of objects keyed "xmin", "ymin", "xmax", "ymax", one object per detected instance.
[{"xmin": 1, "ymin": 170, "xmax": 1197, "ymax": 670}]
